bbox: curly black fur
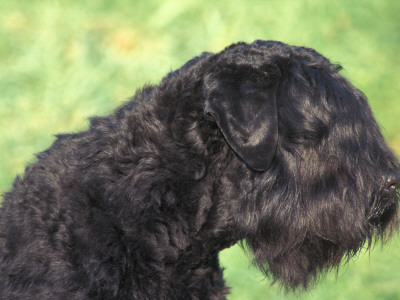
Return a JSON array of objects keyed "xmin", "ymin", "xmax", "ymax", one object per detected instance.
[{"xmin": 1, "ymin": 40, "xmax": 399, "ymax": 299}]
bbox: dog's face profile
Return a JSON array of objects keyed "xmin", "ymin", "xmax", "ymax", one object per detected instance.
[{"xmin": 183, "ymin": 40, "xmax": 400, "ymax": 289}]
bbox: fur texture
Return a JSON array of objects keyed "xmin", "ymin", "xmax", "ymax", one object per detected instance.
[{"xmin": 0, "ymin": 40, "xmax": 399, "ymax": 299}]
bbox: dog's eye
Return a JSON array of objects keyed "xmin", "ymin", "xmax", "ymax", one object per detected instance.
[{"xmin": 284, "ymin": 121, "xmax": 328, "ymax": 147}]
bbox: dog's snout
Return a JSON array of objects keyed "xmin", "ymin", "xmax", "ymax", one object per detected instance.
[{"xmin": 384, "ymin": 171, "xmax": 400, "ymax": 195}]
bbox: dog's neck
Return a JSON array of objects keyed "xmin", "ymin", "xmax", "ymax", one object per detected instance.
[
  {"xmin": 111, "ymin": 166, "xmax": 241, "ymax": 280},
  {"xmin": 79, "ymin": 109, "xmax": 246, "ymax": 289}
]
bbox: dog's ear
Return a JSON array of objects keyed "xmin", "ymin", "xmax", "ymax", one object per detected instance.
[{"xmin": 204, "ymin": 68, "xmax": 279, "ymax": 171}]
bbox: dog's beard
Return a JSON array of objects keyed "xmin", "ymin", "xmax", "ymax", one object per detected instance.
[
  {"xmin": 240, "ymin": 185, "xmax": 399, "ymax": 291},
  {"xmin": 367, "ymin": 190, "xmax": 399, "ymax": 239}
]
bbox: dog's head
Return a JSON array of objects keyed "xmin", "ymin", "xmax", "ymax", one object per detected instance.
[{"xmin": 200, "ymin": 41, "xmax": 400, "ymax": 289}]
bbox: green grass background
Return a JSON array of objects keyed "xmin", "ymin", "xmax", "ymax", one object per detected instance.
[{"xmin": 1, "ymin": 0, "xmax": 400, "ymax": 299}]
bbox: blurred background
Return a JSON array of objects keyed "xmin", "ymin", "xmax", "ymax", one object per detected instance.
[{"xmin": 0, "ymin": 0, "xmax": 399, "ymax": 299}]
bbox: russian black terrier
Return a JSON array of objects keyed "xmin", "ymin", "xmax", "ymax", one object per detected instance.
[{"xmin": 1, "ymin": 40, "xmax": 399, "ymax": 299}]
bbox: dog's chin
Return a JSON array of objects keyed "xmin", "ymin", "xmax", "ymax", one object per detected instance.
[
  {"xmin": 368, "ymin": 192, "xmax": 399, "ymax": 239},
  {"xmin": 243, "ymin": 202, "xmax": 399, "ymax": 291},
  {"xmin": 244, "ymin": 234, "xmax": 350, "ymax": 291}
]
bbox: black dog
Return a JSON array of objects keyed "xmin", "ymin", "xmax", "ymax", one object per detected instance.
[{"xmin": 1, "ymin": 40, "xmax": 399, "ymax": 299}]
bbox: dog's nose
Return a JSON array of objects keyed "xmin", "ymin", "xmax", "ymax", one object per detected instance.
[{"xmin": 384, "ymin": 171, "xmax": 400, "ymax": 195}]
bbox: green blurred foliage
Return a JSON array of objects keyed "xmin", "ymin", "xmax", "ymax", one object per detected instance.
[{"xmin": 0, "ymin": 0, "xmax": 399, "ymax": 299}]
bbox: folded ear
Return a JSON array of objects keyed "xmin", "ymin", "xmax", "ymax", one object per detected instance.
[{"xmin": 204, "ymin": 69, "xmax": 279, "ymax": 171}]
